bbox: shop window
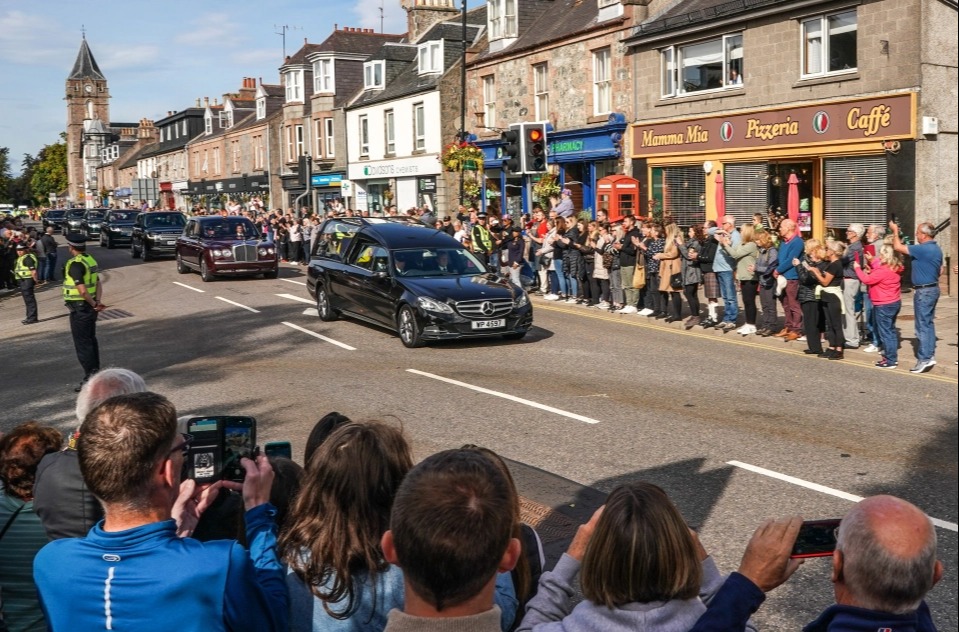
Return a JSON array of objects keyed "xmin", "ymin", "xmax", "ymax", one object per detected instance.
[
  {"xmin": 802, "ymin": 10, "xmax": 857, "ymax": 77},
  {"xmin": 661, "ymin": 33, "xmax": 743, "ymax": 97},
  {"xmin": 766, "ymin": 163, "xmax": 813, "ymax": 232},
  {"xmin": 651, "ymin": 166, "xmax": 705, "ymax": 227},
  {"xmin": 824, "ymin": 156, "xmax": 886, "ymax": 238},
  {"xmin": 723, "ymin": 162, "xmax": 769, "ymax": 222}
]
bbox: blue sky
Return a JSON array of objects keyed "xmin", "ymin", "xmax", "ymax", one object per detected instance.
[{"xmin": 1, "ymin": 0, "xmax": 451, "ymax": 174}]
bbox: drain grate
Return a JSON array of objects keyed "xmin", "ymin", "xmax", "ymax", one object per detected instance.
[
  {"xmin": 519, "ymin": 497, "xmax": 578, "ymax": 545},
  {"xmin": 99, "ymin": 308, "xmax": 134, "ymax": 321}
]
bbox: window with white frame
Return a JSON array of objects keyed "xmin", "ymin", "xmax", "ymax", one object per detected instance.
[
  {"xmin": 183, "ymin": 120, "xmax": 188, "ymax": 135},
  {"xmin": 314, "ymin": 58, "xmax": 335, "ymax": 93},
  {"xmin": 314, "ymin": 119, "xmax": 323, "ymax": 158},
  {"xmin": 592, "ymin": 48, "xmax": 611, "ymax": 115},
  {"xmin": 256, "ymin": 98, "xmax": 266, "ymax": 120},
  {"xmin": 254, "ymin": 135, "xmax": 264, "ymax": 170},
  {"xmin": 359, "ymin": 115, "xmax": 369, "ymax": 156},
  {"xmin": 385, "ymin": 109, "xmax": 396, "ymax": 155},
  {"xmin": 285, "ymin": 126, "xmax": 294, "ymax": 163},
  {"xmin": 487, "ymin": 0, "xmax": 517, "ymax": 40},
  {"xmin": 418, "ymin": 41, "xmax": 444, "ymax": 74},
  {"xmin": 597, "ymin": 0, "xmax": 618, "ymax": 6},
  {"xmin": 661, "ymin": 33, "xmax": 743, "ymax": 97},
  {"xmin": 413, "ymin": 103, "xmax": 425, "ymax": 151},
  {"xmin": 324, "ymin": 118, "xmax": 335, "ymax": 158},
  {"xmin": 202, "ymin": 150, "xmax": 209, "ymax": 174},
  {"xmin": 533, "ymin": 63, "xmax": 549, "ymax": 121},
  {"xmin": 295, "ymin": 124, "xmax": 305, "ymax": 158},
  {"xmin": 219, "ymin": 110, "xmax": 233, "ymax": 129},
  {"xmin": 802, "ymin": 10, "xmax": 857, "ymax": 77},
  {"xmin": 284, "ymin": 70, "xmax": 303, "ymax": 102},
  {"xmin": 483, "ymin": 76, "xmax": 496, "ymax": 128},
  {"xmin": 204, "ymin": 113, "xmax": 213, "ymax": 135},
  {"xmin": 363, "ymin": 61, "xmax": 385, "ymax": 90}
]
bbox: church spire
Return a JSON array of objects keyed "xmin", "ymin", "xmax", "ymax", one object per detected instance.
[{"xmin": 68, "ymin": 37, "xmax": 106, "ymax": 81}]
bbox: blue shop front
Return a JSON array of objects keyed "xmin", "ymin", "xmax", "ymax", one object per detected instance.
[{"xmin": 477, "ymin": 114, "xmax": 626, "ymax": 218}]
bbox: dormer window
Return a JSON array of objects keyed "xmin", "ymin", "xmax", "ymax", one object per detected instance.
[
  {"xmin": 597, "ymin": 0, "xmax": 623, "ymax": 20},
  {"xmin": 284, "ymin": 69, "xmax": 304, "ymax": 102},
  {"xmin": 364, "ymin": 61, "xmax": 385, "ymax": 90},
  {"xmin": 256, "ymin": 97, "xmax": 266, "ymax": 120},
  {"xmin": 314, "ymin": 58, "xmax": 335, "ymax": 93},
  {"xmin": 488, "ymin": 0, "xmax": 517, "ymax": 40},
  {"xmin": 204, "ymin": 113, "xmax": 213, "ymax": 135},
  {"xmin": 418, "ymin": 41, "xmax": 444, "ymax": 74},
  {"xmin": 219, "ymin": 110, "xmax": 233, "ymax": 129}
]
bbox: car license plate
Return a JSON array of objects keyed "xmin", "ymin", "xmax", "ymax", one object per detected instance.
[
  {"xmin": 121, "ymin": 230, "xmax": 132, "ymax": 236},
  {"xmin": 471, "ymin": 318, "xmax": 505, "ymax": 330}
]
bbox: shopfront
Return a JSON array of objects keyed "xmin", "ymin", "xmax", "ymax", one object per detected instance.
[
  {"xmin": 310, "ymin": 173, "xmax": 345, "ymax": 212},
  {"xmin": 347, "ymin": 155, "xmax": 442, "ymax": 215},
  {"xmin": 630, "ymin": 93, "xmax": 917, "ymax": 239},
  {"xmin": 185, "ymin": 174, "xmax": 271, "ymax": 212},
  {"xmin": 478, "ymin": 114, "xmax": 627, "ymax": 218}
]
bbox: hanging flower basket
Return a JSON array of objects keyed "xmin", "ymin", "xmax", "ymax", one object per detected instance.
[
  {"xmin": 462, "ymin": 178, "xmax": 481, "ymax": 202},
  {"xmin": 440, "ymin": 141, "xmax": 484, "ymax": 172},
  {"xmin": 532, "ymin": 172, "xmax": 561, "ymax": 201}
]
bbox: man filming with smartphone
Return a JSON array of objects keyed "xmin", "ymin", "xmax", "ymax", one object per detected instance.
[{"xmin": 34, "ymin": 392, "xmax": 288, "ymax": 632}]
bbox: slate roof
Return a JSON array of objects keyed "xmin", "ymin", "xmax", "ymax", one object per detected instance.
[
  {"xmin": 313, "ymin": 28, "xmax": 406, "ymax": 55},
  {"xmin": 282, "ymin": 43, "xmax": 324, "ymax": 67},
  {"xmin": 69, "ymin": 37, "xmax": 106, "ymax": 80},
  {"xmin": 262, "ymin": 84, "xmax": 284, "ymax": 98},
  {"xmin": 117, "ymin": 142, "xmax": 157, "ymax": 170},
  {"xmin": 630, "ymin": 0, "xmax": 795, "ymax": 39}
]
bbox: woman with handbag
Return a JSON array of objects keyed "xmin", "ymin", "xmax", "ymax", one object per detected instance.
[
  {"xmin": 720, "ymin": 223, "xmax": 760, "ymax": 335},
  {"xmin": 654, "ymin": 223, "xmax": 684, "ymax": 322},
  {"xmin": 678, "ymin": 225, "xmax": 704, "ymax": 329},
  {"xmin": 753, "ymin": 230, "xmax": 780, "ymax": 336},
  {"xmin": 637, "ymin": 222, "xmax": 665, "ymax": 317},
  {"xmin": 695, "ymin": 221, "xmax": 721, "ymax": 327}
]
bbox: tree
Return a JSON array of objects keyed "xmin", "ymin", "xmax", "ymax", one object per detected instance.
[
  {"xmin": 0, "ymin": 147, "xmax": 11, "ymax": 203},
  {"xmin": 29, "ymin": 135, "xmax": 68, "ymax": 206}
]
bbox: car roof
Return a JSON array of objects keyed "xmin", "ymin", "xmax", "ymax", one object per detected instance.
[
  {"xmin": 196, "ymin": 216, "xmax": 251, "ymax": 223},
  {"xmin": 360, "ymin": 222, "xmax": 459, "ymax": 249}
]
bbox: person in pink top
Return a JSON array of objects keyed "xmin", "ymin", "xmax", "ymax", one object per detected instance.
[{"xmin": 854, "ymin": 243, "xmax": 903, "ymax": 369}]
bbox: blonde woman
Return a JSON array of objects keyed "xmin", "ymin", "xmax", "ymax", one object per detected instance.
[
  {"xmin": 794, "ymin": 239, "xmax": 825, "ymax": 355},
  {"xmin": 720, "ymin": 224, "xmax": 759, "ymax": 335},
  {"xmin": 654, "ymin": 223, "xmax": 684, "ymax": 322},
  {"xmin": 805, "ymin": 240, "xmax": 846, "ymax": 359}
]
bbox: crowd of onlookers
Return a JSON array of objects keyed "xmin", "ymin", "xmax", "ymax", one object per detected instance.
[{"xmin": 0, "ymin": 367, "xmax": 948, "ymax": 631}]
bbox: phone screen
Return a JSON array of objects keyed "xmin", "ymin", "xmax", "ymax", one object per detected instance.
[
  {"xmin": 791, "ymin": 519, "xmax": 841, "ymax": 558},
  {"xmin": 186, "ymin": 418, "xmax": 221, "ymax": 484},
  {"xmin": 264, "ymin": 441, "xmax": 292, "ymax": 460},
  {"xmin": 222, "ymin": 418, "xmax": 255, "ymax": 482}
]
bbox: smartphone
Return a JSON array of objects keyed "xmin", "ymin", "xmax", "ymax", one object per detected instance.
[
  {"xmin": 791, "ymin": 519, "xmax": 842, "ymax": 558},
  {"xmin": 185, "ymin": 416, "xmax": 257, "ymax": 483},
  {"xmin": 264, "ymin": 441, "xmax": 292, "ymax": 460}
]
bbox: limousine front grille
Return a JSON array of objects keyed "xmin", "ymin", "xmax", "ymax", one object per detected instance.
[
  {"xmin": 233, "ymin": 244, "xmax": 258, "ymax": 262},
  {"xmin": 454, "ymin": 298, "xmax": 514, "ymax": 319}
]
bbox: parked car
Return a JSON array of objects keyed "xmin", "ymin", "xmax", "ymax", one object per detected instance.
[
  {"xmin": 305, "ymin": 218, "xmax": 533, "ymax": 348},
  {"xmin": 176, "ymin": 216, "xmax": 278, "ymax": 281},
  {"xmin": 42, "ymin": 209, "xmax": 67, "ymax": 233},
  {"xmin": 80, "ymin": 209, "xmax": 107, "ymax": 239},
  {"xmin": 131, "ymin": 211, "xmax": 187, "ymax": 260},
  {"xmin": 98, "ymin": 210, "xmax": 140, "ymax": 248},
  {"xmin": 63, "ymin": 208, "xmax": 88, "ymax": 233}
]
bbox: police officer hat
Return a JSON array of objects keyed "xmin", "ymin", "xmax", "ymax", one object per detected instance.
[
  {"xmin": 477, "ymin": 212, "xmax": 488, "ymax": 219},
  {"xmin": 15, "ymin": 241, "xmax": 29, "ymax": 250},
  {"xmin": 66, "ymin": 233, "xmax": 88, "ymax": 249}
]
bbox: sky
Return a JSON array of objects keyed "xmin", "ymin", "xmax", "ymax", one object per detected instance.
[{"xmin": 0, "ymin": 0, "xmax": 444, "ymax": 174}]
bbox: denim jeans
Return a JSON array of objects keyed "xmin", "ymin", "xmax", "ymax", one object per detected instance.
[
  {"xmin": 862, "ymin": 292, "xmax": 876, "ymax": 345},
  {"xmin": 45, "ymin": 253, "xmax": 58, "ymax": 282},
  {"xmin": 913, "ymin": 286, "xmax": 940, "ymax": 361},
  {"xmin": 553, "ymin": 259, "xmax": 568, "ymax": 296},
  {"xmin": 874, "ymin": 301, "xmax": 901, "ymax": 364},
  {"xmin": 717, "ymin": 271, "xmax": 738, "ymax": 323}
]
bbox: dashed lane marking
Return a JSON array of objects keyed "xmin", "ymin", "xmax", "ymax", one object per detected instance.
[
  {"xmin": 728, "ymin": 460, "xmax": 958, "ymax": 532},
  {"xmin": 281, "ymin": 279, "xmax": 307, "ymax": 286},
  {"xmin": 276, "ymin": 293, "xmax": 315, "ymax": 305},
  {"xmin": 214, "ymin": 296, "xmax": 260, "ymax": 313},
  {"xmin": 303, "ymin": 308, "xmax": 319, "ymax": 317},
  {"xmin": 172, "ymin": 282, "xmax": 204, "ymax": 293},
  {"xmin": 281, "ymin": 321, "xmax": 356, "ymax": 351},
  {"xmin": 406, "ymin": 369, "xmax": 600, "ymax": 424}
]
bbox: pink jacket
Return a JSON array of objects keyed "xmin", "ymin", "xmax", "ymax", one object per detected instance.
[{"xmin": 855, "ymin": 260, "xmax": 902, "ymax": 305}]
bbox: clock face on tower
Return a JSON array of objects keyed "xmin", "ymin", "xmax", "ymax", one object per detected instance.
[{"xmin": 85, "ymin": 84, "xmax": 93, "ymax": 93}]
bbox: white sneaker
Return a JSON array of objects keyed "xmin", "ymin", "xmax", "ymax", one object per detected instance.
[
  {"xmin": 909, "ymin": 358, "xmax": 936, "ymax": 374},
  {"xmin": 565, "ymin": 297, "xmax": 578, "ymax": 303},
  {"xmin": 543, "ymin": 293, "xmax": 560, "ymax": 301},
  {"xmin": 618, "ymin": 305, "xmax": 638, "ymax": 314},
  {"xmin": 638, "ymin": 308, "xmax": 654, "ymax": 316},
  {"xmin": 596, "ymin": 301, "xmax": 610, "ymax": 309},
  {"xmin": 797, "ymin": 335, "xmax": 807, "ymax": 342},
  {"xmin": 863, "ymin": 344, "xmax": 880, "ymax": 353},
  {"xmin": 739, "ymin": 325, "xmax": 756, "ymax": 335}
]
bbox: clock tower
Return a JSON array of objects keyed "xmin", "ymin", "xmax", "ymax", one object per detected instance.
[{"xmin": 65, "ymin": 36, "xmax": 110, "ymax": 205}]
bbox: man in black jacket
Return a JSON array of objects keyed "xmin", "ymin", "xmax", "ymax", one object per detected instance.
[{"xmin": 613, "ymin": 215, "xmax": 641, "ymax": 313}]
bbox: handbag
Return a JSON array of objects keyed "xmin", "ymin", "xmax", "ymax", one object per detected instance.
[
  {"xmin": 632, "ymin": 261, "xmax": 646, "ymax": 288},
  {"xmin": 669, "ymin": 272, "xmax": 683, "ymax": 289},
  {"xmin": 602, "ymin": 250, "xmax": 615, "ymax": 269}
]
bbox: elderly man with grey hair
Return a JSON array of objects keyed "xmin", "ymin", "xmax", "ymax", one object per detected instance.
[
  {"xmin": 687, "ymin": 494, "xmax": 943, "ymax": 631},
  {"xmin": 840, "ymin": 223, "xmax": 866, "ymax": 348},
  {"xmin": 32, "ymin": 368, "xmax": 148, "ymax": 539}
]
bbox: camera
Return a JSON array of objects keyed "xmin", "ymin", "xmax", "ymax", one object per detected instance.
[{"xmin": 185, "ymin": 416, "xmax": 257, "ymax": 483}]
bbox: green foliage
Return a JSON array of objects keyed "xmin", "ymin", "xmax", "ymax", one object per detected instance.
[
  {"xmin": 0, "ymin": 147, "xmax": 11, "ymax": 203},
  {"xmin": 29, "ymin": 138, "xmax": 68, "ymax": 205}
]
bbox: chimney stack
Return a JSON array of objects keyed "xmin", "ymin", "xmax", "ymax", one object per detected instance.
[{"xmin": 203, "ymin": 96, "xmax": 210, "ymax": 107}]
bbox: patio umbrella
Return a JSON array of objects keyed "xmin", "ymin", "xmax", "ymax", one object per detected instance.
[
  {"xmin": 715, "ymin": 170, "xmax": 725, "ymax": 220},
  {"xmin": 787, "ymin": 172, "xmax": 800, "ymax": 223}
]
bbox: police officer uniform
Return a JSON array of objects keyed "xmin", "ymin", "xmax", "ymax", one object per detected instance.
[
  {"xmin": 63, "ymin": 234, "xmax": 104, "ymax": 391},
  {"xmin": 471, "ymin": 214, "xmax": 495, "ymax": 268},
  {"xmin": 14, "ymin": 241, "xmax": 39, "ymax": 324}
]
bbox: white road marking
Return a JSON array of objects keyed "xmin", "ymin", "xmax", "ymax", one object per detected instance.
[
  {"xmin": 406, "ymin": 369, "xmax": 600, "ymax": 424},
  {"xmin": 281, "ymin": 278, "xmax": 307, "ymax": 286},
  {"xmin": 281, "ymin": 321, "xmax": 356, "ymax": 350},
  {"xmin": 172, "ymin": 282, "xmax": 204, "ymax": 293},
  {"xmin": 303, "ymin": 308, "xmax": 319, "ymax": 317},
  {"xmin": 728, "ymin": 460, "xmax": 958, "ymax": 532},
  {"xmin": 214, "ymin": 296, "xmax": 260, "ymax": 313},
  {"xmin": 277, "ymin": 293, "xmax": 315, "ymax": 305}
]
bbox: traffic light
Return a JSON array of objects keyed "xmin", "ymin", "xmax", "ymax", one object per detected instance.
[
  {"xmin": 524, "ymin": 122, "xmax": 548, "ymax": 173},
  {"xmin": 501, "ymin": 125, "xmax": 522, "ymax": 173}
]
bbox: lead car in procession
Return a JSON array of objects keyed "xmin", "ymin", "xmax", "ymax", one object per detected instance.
[
  {"xmin": 175, "ymin": 216, "xmax": 278, "ymax": 281},
  {"xmin": 305, "ymin": 218, "xmax": 533, "ymax": 348}
]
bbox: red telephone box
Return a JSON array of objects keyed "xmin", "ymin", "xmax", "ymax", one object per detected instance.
[{"xmin": 596, "ymin": 175, "xmax": 640, "ymax": 223}]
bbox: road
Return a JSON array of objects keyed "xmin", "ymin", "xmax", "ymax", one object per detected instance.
[{"xmin": 2, "ymin": 237, "xmax": 957, "ymax": 630}]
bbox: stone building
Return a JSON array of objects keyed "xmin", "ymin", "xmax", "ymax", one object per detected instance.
[
  {"xmin": 624, "ymin": 0, "xmax": 957, "ymax": 246},
  {"xmin": 146, "ymin": 105, "xmax": 206, "ymax": 210},
  {"xmin": 95, "ymin": 119, "xmax": 156, "ymax": 208}
]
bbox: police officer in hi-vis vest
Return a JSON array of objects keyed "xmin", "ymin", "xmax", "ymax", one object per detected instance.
[
  {"xmin": 14, "ymin": 241, "xmax": 39, "ymax": 324},
  {"xmin": 63, "ymin": 234, "xmax": 107, "ymax": 392}
]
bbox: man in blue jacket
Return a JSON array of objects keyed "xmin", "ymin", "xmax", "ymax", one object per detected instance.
[
  {"xmin": 774, "ymin": 218, "xmax": 805, "ymax": 340},
  {"xmin": 690, "ymin": 495, "xmax": 942, "ymax": 632},
  {"xmin": 33, "ymin": 392, "xmax": 288, "ymax": 632}
]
